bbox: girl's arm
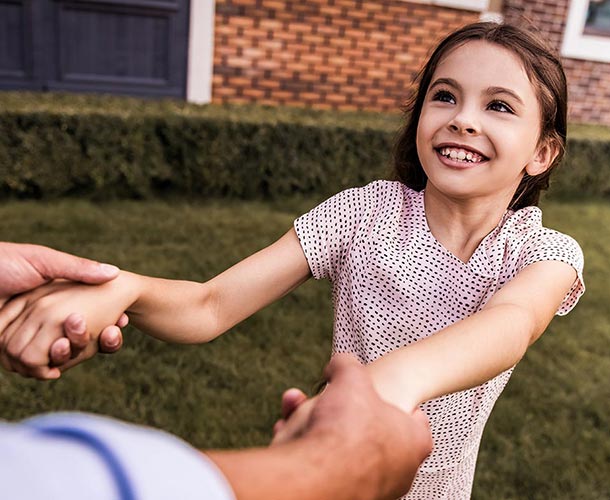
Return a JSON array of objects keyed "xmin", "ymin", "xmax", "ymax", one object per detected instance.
[
  {"xmin": 367, "ymin": 260, "xmax": 578, "ymax": 413},
  {"xmin": 272, "ymin": 260, "xmax": 578, "ymax": 444},
  {"xmin": 0, "ymin": 229, "xmax": 311, "ymax": 378},
  {"xmin": 121, "ymin": 228, "xmax": 311, "ymax": 343}
]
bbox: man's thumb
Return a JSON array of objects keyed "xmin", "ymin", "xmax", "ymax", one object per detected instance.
[{"xmin": 27, "ymin": 245, "xmax": 120, "ymax": 284}]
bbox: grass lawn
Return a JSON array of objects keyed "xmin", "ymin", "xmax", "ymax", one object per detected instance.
[{"xmin": 0, "ymin": 195, "xmax": 608, "ymax": 499}]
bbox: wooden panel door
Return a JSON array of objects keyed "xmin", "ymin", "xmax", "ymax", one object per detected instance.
[
  {"xmin": 0, "ymin": 0, "xmax": 190, "ymax": 98},
  {"xmin": 0, "ymin": 0, "xmax": 42, "ymax": 89}
]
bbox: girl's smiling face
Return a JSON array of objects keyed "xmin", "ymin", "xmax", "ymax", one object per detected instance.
[{"xmin": 416, "ymin": 40, "xmax": 555, "ymax": 207}]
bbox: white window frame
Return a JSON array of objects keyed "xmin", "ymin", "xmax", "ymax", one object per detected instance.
[
  {"xmin": 406, "ymin": 0, "xmax": 491, "ymax": 12},
  {"xmin": 562, "ymin": 0, "xmax": 610, "ymax": 64},
  {"xmin": 187, "ymin": 0, "xmax": 216, "ymax": 104}
]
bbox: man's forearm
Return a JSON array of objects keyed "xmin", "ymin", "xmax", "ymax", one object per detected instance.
[{"xmin": 206, "ymin": 436, "xmax": 382, "ymax": 500}]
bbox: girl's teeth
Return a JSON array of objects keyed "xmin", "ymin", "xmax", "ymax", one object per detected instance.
[{"xmin": 440, "ymin": 147, "xmax": 482, "ymax": 163}]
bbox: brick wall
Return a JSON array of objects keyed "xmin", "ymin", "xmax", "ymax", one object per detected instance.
[
  {"xmin": 503, "ymin": 0, "xmax": 610, "ymax": 125},
  {"xmin": 212, "ymin": 0, "xmax": 478, "ymax": 111}
]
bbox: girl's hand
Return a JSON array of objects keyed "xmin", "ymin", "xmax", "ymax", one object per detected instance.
[
  {"xmin": 0, "ymin": 276, "xmax": 134, "ymax": 380},
  {"xmin": 48, "ymin": 311, "xmax": 128, "ymax": 367},
  {"xmin": 271, "ymin": 392, "xmax": 318, "ymax": 445}
]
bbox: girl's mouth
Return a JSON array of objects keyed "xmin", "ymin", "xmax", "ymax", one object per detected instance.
[{"xmin": 436, "ymin": 147, "xmax": 488, "ymax": 164}]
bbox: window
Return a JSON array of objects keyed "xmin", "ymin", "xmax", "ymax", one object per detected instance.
[{"xmin": 562, "ymin": 0, "xmax": 610, "ymax": 63}]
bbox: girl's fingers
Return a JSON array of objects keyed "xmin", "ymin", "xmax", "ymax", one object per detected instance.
[
  {"xmin": 17, "ymin": 318, "xmax": 69, "ymax": 374},
  {"xmin": 0, "ymin": 305, "xmax": 67, "ymax": 379},
  {"xmin": 99, "ymin": 325, "xmax": 123, "ymax": 353},
  {"xmin": 272, "ymin": 419, "xmax": 286, "ymax": 438},
  {"xmin": 0, "ymin": 307, "xmax": 35, "ymax": 366},
  {"xmin": 116, "ymin": 313, "xmax": 129, "ymax": 328},
  {"xmin": 25, "ymin": 363, "xmax": 61, "ymax": 381},
  {"xmin": 281, "ymin": 388, "xmax": 308, "ymax": 419},
  {"xmin": 6, "ymin": 321, "xmax": 50, "ymax": 375},
  {"xmin": 270, "ymin": 404, "xmax": 311, "ymax": 445},
  {"xmin": 49, "ymin": 337, "xmax": 71, "ymax": 366},
  {"xmin": 54, "ymin": 342, "xmax": 99, "ymax": 372},
  {"xmin": 2, "ymin": 312, "xmax": 41, "ymax": 366},
  {"xmin": 62, "ymin": 313, "xmax": 89, "ymax": 352},
  {"xmin": 0, "ymin": 348, "xmax": 13, "ymax": 372},
  {"xmin": 61, "ymin": 313, "xmax": 92, "ymax": 361},
  {"xmin": 0, "ymin": 297, "xmax": 28, "ymax": 337}
]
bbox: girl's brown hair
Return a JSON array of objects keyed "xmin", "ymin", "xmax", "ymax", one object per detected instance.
[{"xmin": 393, "ymin": 22, "xmax": 568, "ymax": 210}]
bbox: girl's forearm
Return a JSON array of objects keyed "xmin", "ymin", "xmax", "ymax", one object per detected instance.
[
  {"xmin": 366, "ymin": 304, "xmax": 535, "ymax": 413},
  {"xmin": 113, "ymin": 229, "xmax": 311, "ymax": 344},
  {"xmin": 366, "ymin": 261, "xmax": 576, "ymax": 413},
  {"xmin": 114, "ymin": 271, "xmax": 221, "ymax": 343}
]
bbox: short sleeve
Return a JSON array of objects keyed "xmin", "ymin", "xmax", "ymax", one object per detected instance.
[
  {"xmin": 518, "ymin": 229, "xmax": 585, "ymax": 315},
  {"xmin": 294, "ymin": 182, "xmax": 381, "ymax": 281}
]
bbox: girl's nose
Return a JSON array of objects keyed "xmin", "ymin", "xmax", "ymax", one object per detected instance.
[{"xmin": 448, "ymin": 115, "xmax": 479, "ymax": 135}]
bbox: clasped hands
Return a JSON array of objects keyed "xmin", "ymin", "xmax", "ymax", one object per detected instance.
[
  {"xmin": 0, "ymin": 243, "xmax": 128, "ymax": 379},
  {"xmin": 0, "ymin": 242, "xmax": 319, "ymax": 443}
]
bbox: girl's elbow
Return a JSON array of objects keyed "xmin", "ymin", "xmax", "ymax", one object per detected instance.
[
  {"xmin": 511, "ymin": 304, "xmax": 541, "ymax": 349},
  {"xmin": 493, "ymin": 303, "xmax": 537, "ymax": 355}
]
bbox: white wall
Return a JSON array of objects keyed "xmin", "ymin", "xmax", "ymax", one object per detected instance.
[{"xmin": 187, "ymin": 0, "xmax": 216, "ymax": 104}]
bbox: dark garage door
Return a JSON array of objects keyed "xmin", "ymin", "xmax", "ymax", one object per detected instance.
[{"xmin": 0, "ymin": 0, "xmax": 190, "ymax": 98}]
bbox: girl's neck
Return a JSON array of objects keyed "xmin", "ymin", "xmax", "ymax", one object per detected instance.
[{"xmin": 423, "ymin": 184, "xmax": 513, "ymax": 263}]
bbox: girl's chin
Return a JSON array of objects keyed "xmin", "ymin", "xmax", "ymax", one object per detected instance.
[{"xmin": 424, "ymin": 179, "xmax": 490, "ymax": 201}]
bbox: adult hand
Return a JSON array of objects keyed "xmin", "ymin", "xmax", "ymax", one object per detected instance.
[
  {"xmin": 0, "ymin": 242, "xmax": 126, "ymax": 369},
  {"xmin": 273, "ymin": 354, "xmax": 432, "ymax": 500}
]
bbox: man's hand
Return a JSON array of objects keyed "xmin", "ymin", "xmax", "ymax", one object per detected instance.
[
  {"xmin": 273, "ymin": 354, "xmax": 432, "ymax": 500},
  {"xmin": 0, "ymin": 242, "xmax": 125, "ymax": 370},
  {"xmin": 0, "ymin": 243, "xmax": 119, "ymax": 302}
]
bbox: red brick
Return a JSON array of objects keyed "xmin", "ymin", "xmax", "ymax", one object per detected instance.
[
  {"xmin": 303, "ymin": 34, "xmax": 325, "ymax": 45},
  {"xmin": 259, "ymin": 19, "xmax": 284, "ymax": 31},
  {"xmin": 258, "ymin": 39, "xmax": 284, "ymax": 51},
  {"xmin": 222, "ymin": 78, "xmax": 248, "ymax": 89},
  {"xmin": 286, "ymin": 22, "xmax": 313, "ymax": 33},
  {"xmin": 259, "ymin": 0, "xmax": 288, "ymax": 9},
  {"xmin": 226, "ymin": 56, "xmax": 254, "ymax": 68},
  {"xmin": 257, "ymin": 59, "xmax": 281, "ymax": 70},
  {"xmin": 208, "ymin": 0, "xmax": 610, "ymax": 121},
  {"xmin": 326, "ymin": 93, "xmax": 348, "ymax": 103},
  {"xmin": 300, "ymin": 52, "xmax": 324, "ymax": 64},
  {"xmin": 258, "ymin": 79, "xmax": 281, "ymax": 88},
  {"xmin": 213, "ymin": 86, "xmax": 237, "ymax": 97},
  {"xmin": 319, "ymin": 5, "xmax": 343, "ymax": 16},
  {"xmin": 228, "ymin": 17, "xmax": 255, "ymax": 28},
  {"xmin": 300, "ymin": 91, "xmax": 324, "ymax": 101},
  {"xmin": 243, "ymin": 88, "xmax": 266, "ymax": 98}
]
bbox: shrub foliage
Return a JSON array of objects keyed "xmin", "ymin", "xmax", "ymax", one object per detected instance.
[{"xmin": 0, "ymin": 93, "xmax": 608, "ymax": 200}]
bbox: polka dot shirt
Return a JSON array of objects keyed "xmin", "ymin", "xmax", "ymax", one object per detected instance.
[{"xmin": 294, "ymin": 180, "xmax": 585, "ymax": 500}]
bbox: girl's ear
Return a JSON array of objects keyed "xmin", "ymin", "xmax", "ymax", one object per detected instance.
[{"xmin": 526, "ymin": 139, "xmax": 560, "ymax": 176}]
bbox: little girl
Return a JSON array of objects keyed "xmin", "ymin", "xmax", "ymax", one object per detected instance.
[{"xmin": 0, "ymin": 22, "xmax": 585, "ymax": 499}]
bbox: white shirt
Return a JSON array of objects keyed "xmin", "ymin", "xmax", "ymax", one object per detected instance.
[{"xmin": 1, "ymin": 412, "xmax": 235, "ymax": 500}]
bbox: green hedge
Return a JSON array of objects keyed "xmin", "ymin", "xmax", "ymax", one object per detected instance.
[{"xmin": 0, "ymin": 92, "xmax": 609, "ymax": 200}]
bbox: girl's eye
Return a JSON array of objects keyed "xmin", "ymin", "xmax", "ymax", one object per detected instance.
[
  {"xmin": 431, "ymin": 90, "xmax": 456, "ymax": 104},
  {"xmin": 488, "ymin": 100, "xmax": 514, "ymax": 113}
]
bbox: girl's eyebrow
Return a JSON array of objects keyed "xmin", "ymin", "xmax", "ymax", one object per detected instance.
[
  {"xmin": 485, "ymin": 86, "xmax": 524, "ymax": 106},
  {"xmin": 429, "ymin": 77, "xmax": 459, "ymax": 91}
]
